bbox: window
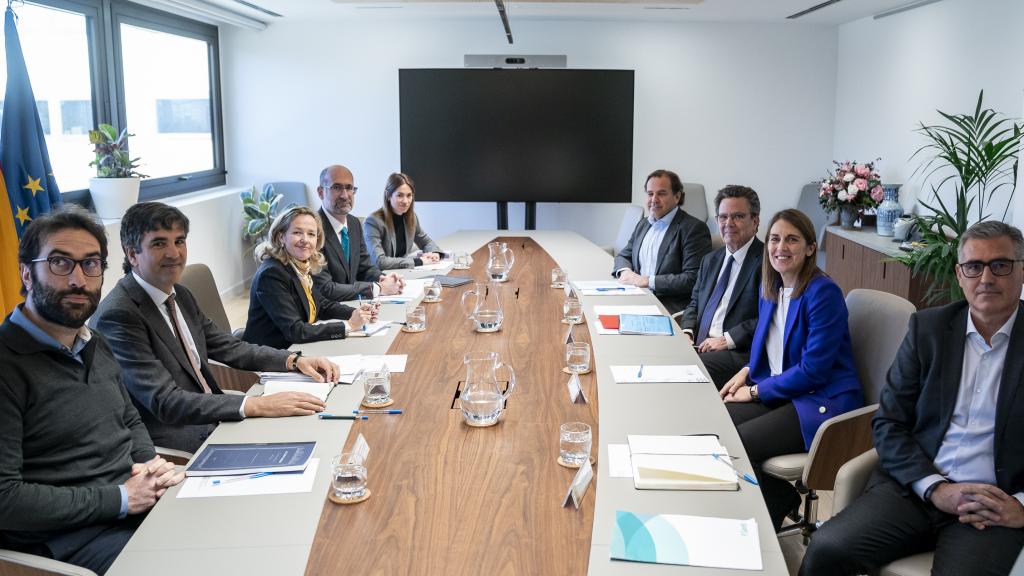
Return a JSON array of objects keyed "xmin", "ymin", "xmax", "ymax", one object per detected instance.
[{"xmin": 0, "ymin": 0, "xmax": 224, "ymax": 201}]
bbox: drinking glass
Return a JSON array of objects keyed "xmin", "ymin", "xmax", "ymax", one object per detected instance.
[
  {"xmin": 565, "ymin": 342, "xmax": 591, "ymax": 374},
  {"xmin": 332, "ymin": 453, "xmax": 367, "ymax": 501},
  {"xmin": 551, "ymin": 267, "xmax": 568, "ymax": 288},
  {"xmin": 559, "ymin": 422, "xmax": 592, "ymax": 467},
  {"xmin": 358, "ymin": 367, "xmax": 391, "ymax": 405},
  {"xmin": 563, "ymin": 296, "xmax": 583, "ymax": 324},
  {"xmin": 423, "ymin": 279, "xmax": 443, "ymax": 302},
  {"xmin": 453, "ymin": 252, "xmax": 471, "ymax": 270},
  {"xmin": 406, "ymin": 305, "xmax": 426, "ymax": 331}
]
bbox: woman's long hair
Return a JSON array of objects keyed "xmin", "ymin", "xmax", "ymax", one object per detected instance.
[
  {"xmin": 372, "ymin": 172, "xmax": 418, "ymax": 244},
  {"xmin": 761, "ymin": 209, "xmax": 823, "ymax": 301},
  {"xmin": 254, "ymin": 205, "xmax": 327, "ymax": 274}
]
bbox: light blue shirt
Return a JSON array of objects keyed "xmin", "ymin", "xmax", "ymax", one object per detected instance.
[
  {"xmin": 911, "ymin": 310, "xmax": 1024, "ymax": 508},
  {"xmin": 636, "ymin": 207, "xmax": 678, "ymax": 291}
]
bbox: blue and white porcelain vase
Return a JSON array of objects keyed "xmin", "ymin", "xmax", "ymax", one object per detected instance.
[{"xmin": 876, "ymin": 185, "xmax": 902, "ymax": 237}]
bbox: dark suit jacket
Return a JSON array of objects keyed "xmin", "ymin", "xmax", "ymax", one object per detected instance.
[
  {"xmin": 244, "ymin": 258, "xmax": 355, "ymax": 349},
  {"xmin": 612, "ymin": 208, "xmax": 712, "ymax": 314},
  {"xmin": 748, "ymin": 275, "xmax": 863, "ymax": 448},
  {"xmin": 94, "ymin": 274, "xmax": 292, "ymax": 453},
  {"xmin": 873, "ymin": 301, "xmax": 1024, "ymax": 495},
  {"xmin": 363, "ymin": 209, "xmax": 441, "ymax": 270},
  {"xmin": 680, "ymin": 237, "xmax": 763, "ymax": 350},
  {"xmin": 313, "ymin": 208, "xmax": 382, "ymax": 301}
]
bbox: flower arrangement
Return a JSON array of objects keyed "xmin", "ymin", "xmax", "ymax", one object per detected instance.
[{"xmin": 818, "ymin": 160, "xmax": 883, "ymax": 213}]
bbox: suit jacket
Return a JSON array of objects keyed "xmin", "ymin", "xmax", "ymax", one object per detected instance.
[
  {"xmin": 612, "ymin": 209, "xmax": 712, "ymax": 314},
  {"xmin": 314, "ymin": 208, "xmax": 382, "ymax": 301},
  {"xmin": 94, "ymin": 274, "xmax": 292, "ymax": 453},
  {"xmin": 873, "ymin": 301, "xmax": 1024, "ymax": 495},
  {"xmin": 363, "ymin": 210, "xmax": 441, "ymax": 270},
  {"xmin": 748, "ymin": 274, "xmax": 863, "ymax": 448},
  {"xmin": 680, "ymin": 237, "xmax": 763, "ymax": 350},
  {"xmin": 244, "ymin": 258, "xmax": 355, "ymax": 349}
]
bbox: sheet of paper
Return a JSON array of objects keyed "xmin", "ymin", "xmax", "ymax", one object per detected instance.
[
  {"xmin": 262, "ymin": 381, "xmax": 333, "ymax": 402},
  {"xmin": 256, "ymin": 371, "xmax": 317, "ymax": 384},
  {"xmin": 360, "ymin": 321, "xmax": 392, "ymax": 337},
  {"xmin": 592, "ymin": 305, "xmax": 663, "ymax": 316},
  {"xmin": 610, "ymin": 365, "xmax": 709, "ymax": 384},
  {"xmin": 177, "ymin": 459, "xmax": 319, "ymax": 499},
  {"xmin": 611, "ymin": 512, "xmax": 762, "ymax": 571},
  {"xmin": 324, "ymin": 354, "xmax": 362, "ymax": 375},
  {"xmin": 415, "ymin": 261, "xmax": 452, "ymax": 272},
  {"xmin": 572, "ymin": 281, "xmax": 645, "ymax": 296},
  {"xmin": 607, "ymin": 443, "xmax": 633, "ymax": 478},
  {"xmin": 381, "ymin": 278, "xmax": 429, "ymax": 302},
  {"xmin": 627, "ymin": 435, "xmax": 725, "ymax": 455},
  {"xmin": 326, "ymin": 354, "xmax": 409, "ymax": 383}
]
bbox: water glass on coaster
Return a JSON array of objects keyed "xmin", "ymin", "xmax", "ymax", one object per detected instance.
[
  {"xmin": 453, "ymin": 251, "xmax": 471, "ymax": 270},
  {"xmin": 551, "ymin": 267, "xmax": 568, "ymax": 288},
  {"xmin": 423, "ymin": 279, "xmax": 443, "ymax": 302},
  {"xmin": 404, "ymin": 305, "xmax": 426, "ymax": 332},
  {"xmin": 358, "ymin": 366, "xmax": 393, "ymax": 408},
  {"xmin": 564, "ymin": 342, "xmax": 591, "ymax": 375},
  {"xmin": 558, "ymin": 422, "xmax": 592, "ymax": 468},
  {"xmin": 562, "ymin": 296, "xmax": 583, "ymax": 325},
  {"xmin": 330, "ymin": 452, "xmax": 369, "ymax": 504}
]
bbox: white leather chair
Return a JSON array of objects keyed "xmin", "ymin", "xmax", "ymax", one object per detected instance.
[
  {"xmin": 681, "ymin": 182, "xmax": 709, "ymax": 224},
  {"xmin": 603, "ymin": 204, "xmax": 644, "ymax": 256}
]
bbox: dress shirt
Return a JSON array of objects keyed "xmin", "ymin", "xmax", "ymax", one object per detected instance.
[
  {"xmin": 133, "ymin": 272, "xmax": 247, "ymax": 419},
  {"xmin": 320, "ymin": 208, "xmax": 380, "ymax": 298},
  {"xmin": 764, "ymin": 287, "xmax": 793, "ymax": 377},
  {"xmin": 635, "ymin": 207, "xmax": 679, "ymax": 291},
  {"xmin": 708, "ymin": 235, "xmax": 756, "ymax": 349},
  {"xmin": 911, "ymin": 311, "xmax": 1024, "ymax": 507}
]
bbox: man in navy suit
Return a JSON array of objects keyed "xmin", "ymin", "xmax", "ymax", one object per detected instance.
[
  {"xmin": 313, "ymin": 164, "xmax": 403, "ymax": 301},
  {"xmin": 680, "ymin": 185, "xmax": 763, "ymax": 388},
  {"xmin": 801, "ymin": 221, "xmax": 1024, "ymax": 576}
]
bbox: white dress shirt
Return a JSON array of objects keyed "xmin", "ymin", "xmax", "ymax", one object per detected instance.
[
  {"xmin": 707, "ymin": 235, "xmax": 756, "ymax": 348},
  {"xmin": 911, "ymin": 311, "xmax": 1024, "ymax": 507},
  {"xmin": 765, "ymin": 287, "xmax": 793, "ymax": 377},
  {"xmin": 635, "ymin": 207, "xmax": 678, "ymax": 291}
]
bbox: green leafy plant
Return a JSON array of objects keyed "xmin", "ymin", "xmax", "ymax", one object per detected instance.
[
  {"xmin": 240, "ymin": 183, "xmax": 283, "ymax": 241},
  {"xmin": 88, "ymin": 123, "xmax": 147, "ymax": 178},
  {"xmin": 894, "ymin": 90, "xmax": 1022, "ymax": 305}
]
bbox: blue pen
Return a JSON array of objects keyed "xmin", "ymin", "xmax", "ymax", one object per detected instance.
[
  {"xmin": 637, "ymin": 364, "xmax": 644, "ymax": 378},
  {"xmin": 712, "ymin": 453, "xmax": 759, "ymax": 486},
  {"xmin": 595, "ymin": 287, "xmax": 626, "ymax": 292},
  {"xmin": 318, "ymin": 414, "xmax": 369, "ymax": 420},
  {"xmin": 212, "ymin": 471, "xmax": 273, "ymax": 485},
  {"xmin": 353, "ymin": 409, "xmax": 403, "ymax": 414}
]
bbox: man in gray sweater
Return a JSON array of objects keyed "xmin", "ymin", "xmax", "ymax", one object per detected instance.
[{"xmin": 0, "ymin": 206, "xmax": 183, "ymax": 574}]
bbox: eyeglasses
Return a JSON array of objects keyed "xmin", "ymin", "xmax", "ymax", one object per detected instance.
[
  {"xmin": 716, "ymin": 212, "xmax": 750, "ymax": 224},
  {"xmin": 31, "ymin": 256, "xmax": 106, "ymax": 277},
  {"xmin": 957, "ymin": 259, "xmax": 1023, "ymax": 278},
  {"xmin": 328, "ymin": 184, "xmax": 357, "ymax": 194}
]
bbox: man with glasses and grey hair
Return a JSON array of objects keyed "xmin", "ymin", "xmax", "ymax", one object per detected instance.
[
  {"xmin": 314, "ymin": 164, "xmax": 404, "ymax": 301},
  {"xmin": 801, "ymin": 220, "xmax": 1024, "ymax": 576}
]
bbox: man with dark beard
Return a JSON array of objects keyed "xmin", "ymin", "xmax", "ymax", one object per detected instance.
[{"xmin": 0, "ymin": 206, "xmax": 183, "ymax": 575}]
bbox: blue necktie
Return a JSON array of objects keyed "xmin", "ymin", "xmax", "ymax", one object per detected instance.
[
  {"xmin": 696, "ymin": 255, "xmax": 734, "ymax": 344},
  {"xmin": 341, "ymin": 227, "xmax": 350, "ymax": 262}
]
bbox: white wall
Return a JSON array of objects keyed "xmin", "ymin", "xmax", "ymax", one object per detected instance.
[
  {"xmin": 219, "ymin": 16, "xmax": 838, "ymax": 247},
  {"xmin": 832, "ymin": 0, "xmax": 1024, "ymax": 225}
]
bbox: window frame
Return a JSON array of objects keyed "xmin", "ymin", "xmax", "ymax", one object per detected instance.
[{"xmin": 17, "ymin": 0, "xmax": 225, "ymax": 205}]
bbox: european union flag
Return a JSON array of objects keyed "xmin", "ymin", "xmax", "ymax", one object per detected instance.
[{"xmin": 0, "ymin": 6, "xmax": 62, "ymax": 315}]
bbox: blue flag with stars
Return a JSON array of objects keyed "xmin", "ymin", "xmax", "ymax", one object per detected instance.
[{"xmin": 0, "ymin": 5, "xmax": 62, "ymax": 315}]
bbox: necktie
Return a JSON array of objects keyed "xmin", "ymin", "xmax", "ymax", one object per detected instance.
[
  {"xmin": 165, "ymin": 294, "xmax": 212, "ymax": 394},
  {"xmin": 341, "ymin": 226, "xmax": 350, "ymax": 263},
  {"xmin": 696, "ymin": 255, "xmax": 734, "ymax": 345}
]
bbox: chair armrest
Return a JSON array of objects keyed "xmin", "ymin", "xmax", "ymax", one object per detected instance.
[
  {"xmin": 0, "ymin": 549, "xmax": 98, "ymax": 576},
  {"xmin": 208, "ymin": 361, "xmax": 260, "ymax": 394},
  {"xmin": 802, "ymin": 404, "xmax": 878, "ymax": 490},
  {"xmin": 155, "ymin": 446, "xmax": 194, "ymax": 466},
  {"xmin": 832, "ymin": 449, "xmax": 879, "ymax": 515}
]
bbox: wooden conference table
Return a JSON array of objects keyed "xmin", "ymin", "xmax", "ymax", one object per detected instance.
[{"xmin": 108, "ymin": 231, "xmax": 786, "ymax": 575}]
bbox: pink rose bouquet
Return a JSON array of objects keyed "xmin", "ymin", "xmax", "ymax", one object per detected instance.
[{"xmin": 818, "ymin": 159, "xmax": 883, "ymax": 213}]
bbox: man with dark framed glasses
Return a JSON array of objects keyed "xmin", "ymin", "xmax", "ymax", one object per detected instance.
[
  {"xmin": 802, "ymin": 220, "xmax": 1024, "ymax": 575},
  {"xmin": 30, "ymin": 255, "xmax": 106, "ymax": 277}
]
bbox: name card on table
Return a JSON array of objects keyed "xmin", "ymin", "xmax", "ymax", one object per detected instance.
[
  {"xmin": 352, "ymin": 433, "xmax": 370, "ymax": 463},
  {"xmin": 562, "ymin": 460, "xmax": 594, "ymax": 509},
  {"xmin": 564, "ymin": 325, "xmax": 575, "ymax": 345},
  {"xmin": 566, "ymin": 372, "xmax": 588, "ymax": 404}
]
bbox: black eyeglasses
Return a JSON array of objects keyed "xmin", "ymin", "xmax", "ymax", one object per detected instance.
[
  {"xmin": 716, "ymin": 212, "xmax": 751, "ymax": 224},
  {"xmin": 30, "ymin": 256, "xmax": 106, "ymax": 277},
  {"xmin": 957, "ymin": 259, "xmax": 1023, "ymax": 278},
  {"xmin": 329, "ymin": 184, "xmax": 357, "ymax": 193}
]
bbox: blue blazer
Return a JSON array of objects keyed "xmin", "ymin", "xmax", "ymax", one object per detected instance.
[{"xmin": 748, "ymin": 274, "xmax": 863, "ymax": 448}]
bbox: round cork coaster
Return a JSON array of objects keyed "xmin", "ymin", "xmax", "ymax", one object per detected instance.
[
  {"xmin": 562, "ymin": 366, "xmax": 592, "ymax": 375},
  {"xmin": 422, "ymin": 297, "xmax": 443, "ymax": 303},
  {"xmin": 551, "ymin": 284, "xmax": 567, "ymax": 289},
  {"xmin": 561, "ymin": 318, "xmax": 584, "ymax": 325},
  {"xmin": 361, "ymin": 397, "xmax": 395, "ymax": 408},
  {"xmin": 557, "ymin": 457, "xmax": 593, "ymax": 469},
  {"xmin": 401, "ymin": 325, "xmax": 426, "ymax": 333},
  {"xmin": 328, "ymin": 489, "xmax": 371, "ymax": 505},
  {"xmin": 452, "ymin": 264, "xmax": 470, "ymax": 270},
  {"xmin": 464, "ymin": 417, "xmax": 500, "ymax": 428}
]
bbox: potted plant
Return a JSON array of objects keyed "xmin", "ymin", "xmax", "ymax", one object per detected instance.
[
  {"xmin": 240, "ymin": 183, "xmax": 283, "ymax": 244},
  {"xmin": 88, "ymin": 124, "xmax": 147, "ymax": 219},
  {"xmin": 893, "ymin": 90, "xmax": 1021, "ymax": 305},
  {"xmin": 818, "ymin": 160, "xmax": 884, "ymax": 229}
]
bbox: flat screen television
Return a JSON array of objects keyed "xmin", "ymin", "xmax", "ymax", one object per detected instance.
[{"xmin": 399, "ymin": 69, "xmax": 634, "ymax": 203}]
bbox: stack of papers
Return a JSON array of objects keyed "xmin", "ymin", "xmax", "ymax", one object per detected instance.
[
  {"xmin": 592, "ymin": 305, "xmax": 662, "ymax": 335},
  {"xmin": 619, "ymin": 314, "xmax": 673, "ymax": 336},
  {"xmin": 377, "ymin": 278, "xmax": 430, "ymax": 303},
  {"xmin": 262, "ymin": 380, "xmax": 334, "ymax": 402},
  {"xmin": 415, "ymin": 260, "xmax": 453, "ymax": 272},
  {"xmin": 627, "ymin": 435, "xmax": 738, "ymax": 491},
  {"xmin": 571, "ymin": 280, "xmax": 645, "ymax": 296},
  {"xmin": 611, "ymin": 511, "xmax": 762, "ymax": 570},
  {"xmin": 326, "ymin": 354, "xmax": 408, "ymax": 383},
  {"xmin": 178, "ymin": 459, "xmax": 320, "ymax": 499},
  {"xmin": 610, "ymin": 365, "xmax": 709, "ymax": 384}
]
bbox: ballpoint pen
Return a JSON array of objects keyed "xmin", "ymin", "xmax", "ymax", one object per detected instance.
[
  {"xmin": 637, "ymin": 365, "xmax": 644, "ymax": 379},
  {"xmin": 318, "ymin": 414, "xmax": 369, "ymax": 420},
  {"xmin": 212, "ymin": 472, "xmax": 274, "ymax": 485},
  {"xmin": 712, "ymin": 453, "xmax": 759, "ymax": 485},
  {"xmin": 595, "ymin": 287, "xmax": 627, "ymax": 292},
  {"xmin": 353, "ymin": 409, "xmax": 403, "ymax": 414}
]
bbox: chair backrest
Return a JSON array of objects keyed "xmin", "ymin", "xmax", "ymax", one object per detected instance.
[
  {"xmin": 795, "ymin": 182, "xmax": 829, "ymax": 268},
  {"xmin": 613, "ymin": 205, "xmax": 645, "ymax": 255},
  {"xmin": 264, "ymin": 181, "xmax": 308, "ymax": 210},
  {"xmin": 681, "ymin": 182, "xmax": 708, "ymax": 224},
  {"xmin": 179, "ymin": 263, "xmax": 232, "ymax": 333},
  {"xmin": 845, "ymin": 289, "xmax": 916, "ymax": 404}
]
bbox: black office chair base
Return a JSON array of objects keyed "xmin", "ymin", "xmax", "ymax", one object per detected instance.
[{"xmin": 777, "ymin": 483, "xmax": 819, "ymax": 545}]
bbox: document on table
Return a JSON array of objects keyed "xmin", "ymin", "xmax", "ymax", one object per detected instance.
[
  {"xmin": 379, "ymin": 278, "xmax": 430, "ymax": 303},
  {"xmin": 310, "ymin": 319, "xmax": 391, "ymax": 337},
  {"xmin": 627, "ymin": 435, "xmax": 724, "ymax": 455},
  {"xmin": 610, "ymin": 365, "xmax": 709, "ymax": 384},
  {"xmin": 262, "ymin": 381, "xmax": 334, "ymax": 402},
  {"xmin": 611, "ymin": 511, "xmax": 762, "ymax": 570},
  {"xmin": 178, "ymin": 459, "xmax": 320, "ymax": 499},
  {"xmin": 325, "ymin": 354, "xmax": 408, "ymax": 383},
  {"xmin": 608, "ymin": 444, "xmax": 634, "ymax": 478},
  {"xmin": 618, "ymin": 314, "xmax": 674, "ymax": 336},
  {"xmin": 626, "ymin": 436, "xmax": 738, "ymax": 490},
  {"xmin": 415, "ymin": 260, "xmax": 452, "ymax": 272},
  {"xmin": 592, "ymin": 305, "xmax": 663, "ymax": 335},
  {"xmin": 572, "ymin": 280, "xmax": 645, "ymax": 296}
]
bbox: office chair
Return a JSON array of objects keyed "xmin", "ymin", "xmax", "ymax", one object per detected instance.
[
  {"xmin": 763, "ymin": 289, "xmax": 915, "ymax": 542},
  {"xmin": 0, "ymin": 549, "xmax": 98, "ymax": 576},
  {"xmin": 795, "ymin": 182, "xmax": 830, "ymax": 269},
  {"xmin": 603, "ymin": 204, "xmax": 644, "ymax": 256}
]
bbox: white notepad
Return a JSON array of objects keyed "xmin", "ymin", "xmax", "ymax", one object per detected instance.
[
  {"xmin": 262, "ymin": 381, "xmax": 333, "ymax": 402},
  {"xmin": 610, "ymin": 365, "xmax": 709, "ymax": 384}
]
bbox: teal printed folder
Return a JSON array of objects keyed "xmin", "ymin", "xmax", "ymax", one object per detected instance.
[{"xmin": 611, "ymin": 510, "xmax": 762, "ymax": 570}]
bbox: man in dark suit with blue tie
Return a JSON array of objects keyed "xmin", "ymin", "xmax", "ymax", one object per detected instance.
[
  {"xmin": 313, "ymin": 164, "xmax": 403, "ymax": 301},
  {"xmin": 680, "ymin": 185, "xmax": 763, "ymax": 389},
  {"xmin": 613, "ymin": 169, "xmax": 712, "ymax": 315}
]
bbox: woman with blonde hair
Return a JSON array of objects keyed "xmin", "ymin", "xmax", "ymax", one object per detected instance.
[
  {"xmin": 244, "ymin": 206, "xmax": 374, "ymax": 348},
  {"xmin": 363, "ymin": 172, "xmax": 443, "ymax": 270}
]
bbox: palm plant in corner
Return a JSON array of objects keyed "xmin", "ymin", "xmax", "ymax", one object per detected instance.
[{"xmin": 895, "ymin": 90, "xmax": 1021, "ymax": 305}]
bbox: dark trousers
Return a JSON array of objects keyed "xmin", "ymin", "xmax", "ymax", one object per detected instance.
[
  {"xmin": 700, "ymin": 349, "xmax": 749, "ymax": 390},
  {"xmin": 727, "ymin": 400, "xmax": 805, "ymax": 531},
  {"xmin": 800, "ymin": 470, "xmax": 1024, "ymax": 576},
  {"xmin": 8, "ymin": 515, "xmax": 145, "ymax": 575}
]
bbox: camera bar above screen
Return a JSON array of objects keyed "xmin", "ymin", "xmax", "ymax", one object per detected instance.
[{"xmin": 399, "ymin": 68, "xmax": 635, "ymax": 203}]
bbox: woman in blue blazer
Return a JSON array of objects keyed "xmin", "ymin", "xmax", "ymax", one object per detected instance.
[{"xmin": 720, "ymin": 208, "xmax": 862, "ymax": 531}]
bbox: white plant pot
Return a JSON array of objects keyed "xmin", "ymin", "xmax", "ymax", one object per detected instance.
[{"xmin": 89, "ymin": 177, "xmax": 140, "ymax": 219}]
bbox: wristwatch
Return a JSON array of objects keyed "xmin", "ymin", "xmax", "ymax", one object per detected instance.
[
  {"xmin": 749, "ymin": 384, "xmax": 760, "ymax": 402},
  {"xmin": 289, "ymin": 350, "xmax": 303, "ymax": 372},
  {"xmin": 923, "ymin": 478, "xmax": 949, "ymax": 503}
]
